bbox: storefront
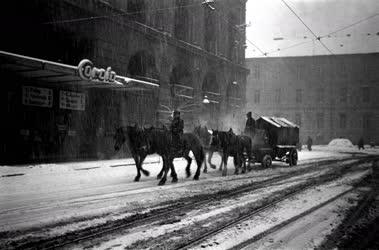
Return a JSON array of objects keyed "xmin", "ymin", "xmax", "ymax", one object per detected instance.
[{"xmin": 0, "ymin": 50, "xmax": 159, "ymax": 164}]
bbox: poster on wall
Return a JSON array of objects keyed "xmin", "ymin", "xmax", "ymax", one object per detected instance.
[
  {"xmin": 59, "ymin": 90, "xmax": 86, "ymax": 111},
  {"xmin": 22, "ymin": 86, "xmax": 53, "ymax": 108}
]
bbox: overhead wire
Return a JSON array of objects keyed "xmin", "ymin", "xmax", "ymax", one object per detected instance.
[
  {"xmin": 213, "ymin": 4, "xmax": 267, "ymax": 56},
  {"xmin": 43, "ymin": 2, "xmax": 201, "ymax": 25},
  {"xmin": 280, "ymin": 0, "xmax": 334, "ymax": 55},
  {"xmin": 265, "ymin": 12, "xmax": 379, "ymax": 56}
]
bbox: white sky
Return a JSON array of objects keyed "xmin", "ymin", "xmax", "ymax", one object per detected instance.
[{"xmin": 245, "ymin": 0, "xmax": 379, "ymax": 58}]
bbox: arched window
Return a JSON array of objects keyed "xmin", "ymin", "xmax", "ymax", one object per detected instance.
[
  {"xmin": 127, "ymin": 51, "xmax": 159, "ymax": 81},
  {"xmin": 202, "ymin": 72, "xmax": 219, "ymax": 93}
]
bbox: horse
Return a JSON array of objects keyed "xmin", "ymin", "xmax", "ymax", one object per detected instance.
[
  {"xmin": 193, "ymin": 125, "xmax": 223, "ymax": 172},
  {"xmin": 114, "ymin": 125, "xmax": 205, "ymax": 185},
  {"xmin": 210, "ymin": 129, "xmax": 252, "ymax": 176}
]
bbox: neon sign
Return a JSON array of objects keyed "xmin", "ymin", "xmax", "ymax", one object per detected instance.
[{"xmin": 78, "ymin": 59, "xmax": 116, "ymax": 83}]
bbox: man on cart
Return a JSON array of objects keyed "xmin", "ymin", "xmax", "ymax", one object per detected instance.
[{"xmin": 244, "ymin": 111, "xmax": 255, "ymax": 138}]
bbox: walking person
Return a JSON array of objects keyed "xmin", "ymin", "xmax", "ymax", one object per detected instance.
[
  {"xmin": 307, "ymin": 136, "xmax": 313, "ymax": 151},
  {"xmin": 358, "ymin": 137, "xmax": 365, "ymax": 150}
]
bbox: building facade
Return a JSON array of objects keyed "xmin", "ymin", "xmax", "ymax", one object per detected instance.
[
  {"xmin": 246, "ymin": 53, "xmax": 379, "ymax": 145},
  {"xmin": 0, "ymin": 0, "xmax": 248, "ymax": 163}
]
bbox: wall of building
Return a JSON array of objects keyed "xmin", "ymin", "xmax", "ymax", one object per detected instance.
[
  {"xmin": 0, "ymin": 0, "xmax": 249, "ymax": 163},
  {"xmin": 245, "ymin": 53, "xmax": 379, "ymax": 145}
]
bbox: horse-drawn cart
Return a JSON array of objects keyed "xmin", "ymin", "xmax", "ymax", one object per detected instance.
[{"xmin": 250, "ymin": 116, "xmax": 299, "ymax": 168}]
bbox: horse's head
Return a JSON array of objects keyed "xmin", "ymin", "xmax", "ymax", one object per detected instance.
[{"xmin": 114, "ymin": 127, "xmax": 126, "ymax": 151}]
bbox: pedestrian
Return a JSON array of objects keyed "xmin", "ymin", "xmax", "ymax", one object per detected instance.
[
  {"xmin": 244, "ymin": 111, "xmax": 255, "ymax": 138},
  {"xmin": 307, "ymin": 136, "xmax": 313, "ymax": 151},
  {"xmin": 358, "ymin": 137, "xmax": 365, "ymax": 150}
]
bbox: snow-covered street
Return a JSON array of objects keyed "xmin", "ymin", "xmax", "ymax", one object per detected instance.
[{"xmin": 1, "ymin": 145, "xmax": 378, "ymax": 249}]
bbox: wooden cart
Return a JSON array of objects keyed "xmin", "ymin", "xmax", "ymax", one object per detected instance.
[{"xmin": 250, "ymin": 116, "xmax": 300, "ymax": 168}]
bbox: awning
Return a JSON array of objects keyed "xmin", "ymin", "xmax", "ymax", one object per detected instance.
[
  {"xmin": 259, "ymin": 116, "xmax": 299, "ymax": 128},
  {"xmin": 0, "ymin": 50, "xmax": 159, "ymax": 91}
]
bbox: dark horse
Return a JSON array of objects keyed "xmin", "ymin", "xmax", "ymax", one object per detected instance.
[
  {"xmin": 210, "ymin": 129, "xmax": 252, "ymax": 176},
  {"xmin": 114, "ymin": 125, "xmax": 205, "ymax": 185},
  {"xmin": 193, "ymin": 125, "xmax": 223, "ymax": 172}
]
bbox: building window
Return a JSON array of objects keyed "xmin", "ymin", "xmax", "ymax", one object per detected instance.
[
  {"xmin": 361, "ymin": 86, "xmax": 370, "ymax": 103},
  {"xmin": 363, "ymin": 114, "xmax": 370, "ymax": 129},
  {"xmin": 317, "ymin": 113, "xmax": 324, "ymax": 129},
  {"xmin": 275, "ymin": 89, "xmax": 281, "ymax": 104},
  {"xmin": 204, "ymin": 7, "xmax": 216, "ymax": 52},
  {"xmin": 339, "ymin": 113, "xmax": 347, "ymax": 129},
  {"xmin": 296, "ymin": 89, "xmax": 302, "ymax": 104},
  {"xmin": 295, "ymin": 113, "xmax": 301, "ymax": 126},
  {"xmin": 254, "ymin": 89, "xmax": 260, "ymax": 104},
  {"xmin": 175, "ymin": 0, "xmax": 189, "ymax": 41},
  {"xmin": 340, "ymin": 87, "xmax": 347, "ymax": 103},
  {"xmin": 254, "ymin": 65, "xmax": 260, "ymax": 79},
  {"xmin": 317, "ymin": 88, "xmax": 324, "ymax": 103}
]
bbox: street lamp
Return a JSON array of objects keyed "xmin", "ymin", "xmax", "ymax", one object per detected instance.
[{"xmin": 203, "ymin": 95, "xmax": 210, "ymax": 104}]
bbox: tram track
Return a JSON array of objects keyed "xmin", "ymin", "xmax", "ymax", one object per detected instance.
[
  {"xmin": 172, "ymin": 161, "xmax": 371, "ymax": 250},
  {"xmin": 4, "ymin": 155, "xmax": 378, "ymax": 249}
]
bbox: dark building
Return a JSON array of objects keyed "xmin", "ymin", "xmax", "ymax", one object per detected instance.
[
  {"xmin": 0, "ymin": 0, "xmax": 248, "ymax": 163},
  {"xmin": 246, "ymin": 53, "xmax": 379, "ymax": 145}
]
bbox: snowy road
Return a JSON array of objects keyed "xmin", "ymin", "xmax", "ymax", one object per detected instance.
[{"xmin": 0, "ymin": 145, "xmax": 378, "ymax": 249}]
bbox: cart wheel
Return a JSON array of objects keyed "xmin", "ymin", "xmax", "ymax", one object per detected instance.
[
  {"xmin": 289, "ymin": 149, "xmax": 298, "ymax": 166},
  {"xmin": 261, "ymin": 154, "xmax": 272, "ymax": 168}
]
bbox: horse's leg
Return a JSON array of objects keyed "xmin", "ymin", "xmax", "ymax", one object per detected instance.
[
  {"xmin": 233, "ymin": 155, "xmax": 240, "ymax": 175},
  {"xmin": 208, "ymin": 150, "xmax": 217, "ymax": 169},
  {"xmin": 157, "ymin": 157, "xmax": 165, "ymax": 179},
  {"xmin": 222, "ymin": 152, "xmax": 228, "ymax": 176},
  {"xmin": 133, "ymin": 155, "xmax": 142, "ymax": 182},
  {"xmin": 139, "ymin": 153, "xmax": 150, "ymax": 176},
  {"xmin": 203, "ymin": 150, "xmax": 208, "ymax": 174},
  {"xmin": 193, "ymin": 148, "xmax": 204, "ymax": 181},
  {"xmin": 241, "ymin": 151, "xmax": 247, "ymax": 174},
  {"xmin": 170, "ymin": 159, "xmax": 178, "ymax": 183},
  {"xmin": 158, "ymin": 156, "xmax": 170, "ymax": 186},
  {"xmin": 184, "ymin": 154, "xmax": 192, "ymax": 178},
  {"xmin": 218, "ymin": 152, "xmax": 223, "ymax": 171}
]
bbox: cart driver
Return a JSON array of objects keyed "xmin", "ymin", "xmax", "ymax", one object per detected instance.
[
  {"xmin": 244, "ymin": 111, "xmax": 255, "ymax": 138},
  {"xmin": 170, "ymin": 110, "xmax": 184, "ymax": 151}
]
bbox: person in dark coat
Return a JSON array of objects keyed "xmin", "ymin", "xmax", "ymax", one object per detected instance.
[
  {"xmin": 170, "ymin": 110, "xmax": 184, "ymax": 151},
  {"xmin": 307, "ymin": 136, "xmax": 313, "ymax": 151},
  {"xmin": 244, "ymin": 111, "xmax": 255, "ymax": 138},
  {"xmin": 358, "ymin": 137, "xmax": 365, "ymax": 150}
]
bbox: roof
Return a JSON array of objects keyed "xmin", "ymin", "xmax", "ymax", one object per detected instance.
[
  {"xmin": 259, "ymin": 116, "xmax": 299, "ymax": 128},
  {"xmin": 0, "ymin": 50, "xmax": 159, "ymax": 91}
]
